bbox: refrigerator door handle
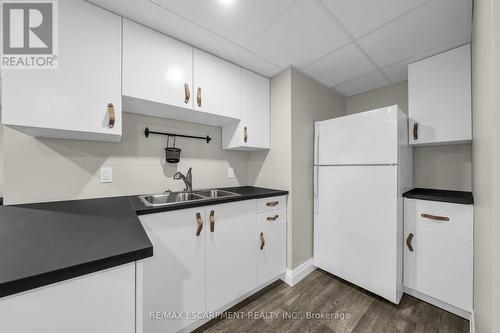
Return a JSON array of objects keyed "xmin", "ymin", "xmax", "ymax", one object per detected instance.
[
  {"xmin": 314, "ymin": 166, "xmax": 319, "ymax": 214},
  {"xmin": 315, "ymin": 123, "xmax": 320, "ymax": 165}
]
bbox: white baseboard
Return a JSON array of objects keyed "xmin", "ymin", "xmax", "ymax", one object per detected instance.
[
  {"xmin": 282, "ymin": 258, "xmax": 316, "ymax": 287},
  {"xmin": 404, "ymin": 287, "xmax": 471, "ymax": 320}
]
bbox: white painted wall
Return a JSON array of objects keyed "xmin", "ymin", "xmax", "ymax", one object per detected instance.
[
  {"xmin": 346, "ymin": 81, "xmax": 472, "ymax": 191},
  {"xmin": 3, "ymin": 113, "xmax": 248, "ymax": 204}
]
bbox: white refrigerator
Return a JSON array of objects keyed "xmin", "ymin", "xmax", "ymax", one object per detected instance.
[{"xmin": 313, "ymin": 105, "xmax": 412, "ymax": 304}]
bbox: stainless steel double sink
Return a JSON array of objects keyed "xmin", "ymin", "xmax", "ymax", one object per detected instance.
[{"xmin": 139, "ymin": 189, "xmax": 241, "ymax": 207}]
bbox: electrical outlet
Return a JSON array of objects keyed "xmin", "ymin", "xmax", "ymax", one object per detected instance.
[
  {"xmin": 227, "ymin": 167, "xmax": 235, "ymax": 179},
  {"xmin": 100, "ymin": 167, "xmax": 113, "ymax": 183}
]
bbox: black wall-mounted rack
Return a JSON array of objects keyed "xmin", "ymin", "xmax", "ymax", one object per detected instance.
[{"xmin": 144, "ymin": 127, "xmax": 212, "ymax": 143}]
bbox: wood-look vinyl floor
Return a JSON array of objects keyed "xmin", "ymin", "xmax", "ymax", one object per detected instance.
[{"xmin": 197, "ymin": 269, "xmax": 469, "ymax": 333}]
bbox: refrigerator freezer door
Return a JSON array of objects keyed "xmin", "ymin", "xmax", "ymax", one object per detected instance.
[
  {"xmin": 315, "ymin": 106, "xmax": 398, "ymax": 165},
  {"xmin": 313, "ymin": 165, "xmax": 402, "ymax": 304}
]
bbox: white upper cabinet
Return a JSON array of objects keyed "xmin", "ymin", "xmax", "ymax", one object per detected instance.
[
  {"xmin": 1, "ymin": 0, "xmax": 122, "ymax": 142},
  {"xmin": 122, "ymin": 19, "xmax": 193, "ymax": 111},
  {"xmin": 222, "ymin": 69, "xmax": 270, "ymax": 151},
  {"xmin": 193, "ymin": 49, "xmax": 241, "ymax": 122},
  {"xmin": 408, "ymin": 44, "xmax": 472, "ymax": 145}
]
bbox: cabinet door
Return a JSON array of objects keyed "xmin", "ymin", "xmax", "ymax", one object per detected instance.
[
  {"xmin": 408, "ymin": 44, "xmax": 471, "ymax": 145},
  {"xmin": 122, "ymin": 19, "xmax": 193, "ymax": 110},
  {"xmin": 1, "ymin": 0, "xmax": 122, "ymax": 142},
  {"xmin": 205, "ymin": 200, "xmax": 257, "ymax": 311},
  {"xmin": 222, "ymin": 69, "xmax": 270, "ymax": 150},
  {"xmin": 138, "ymin": 208, "xmax": 205, "ymax": 333},
  {"xmin": 193, "ymin": 49, "xmax": 241, "ymax": 121},
  {"xmin": 257, "ymin": 223, "xmax": 286, "ymax": 286},
  {"xmin": 404, "ymin": 199, "xmax": 473, "ymax": 312},
  {"xmin": 0, "ymin": 263, "xmax": 135, "ymax": 333}
]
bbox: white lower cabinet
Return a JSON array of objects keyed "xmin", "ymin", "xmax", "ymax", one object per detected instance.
[
  {"xmin": 404, "ymin": 199, "xmax": 473, "ymax": 316},
  {"xmin": 205, "ymin": 200, "xmax": 257, "ymax": 312},
  {"xmin": 137, "ymin": 198, "xmax": 287, "ymax": 333},
  {"xmin": 257, "ymin": 223, "xmax": 286, "ymax": 286},
  {"xmin": 0, "ymin": 263, "xmax": 135, "ymax": 333},
  {"xmin": 137, "ymin": 208, "xmax": 206, "ymax": 333}
]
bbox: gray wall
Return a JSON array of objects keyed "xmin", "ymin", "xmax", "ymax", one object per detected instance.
[
  {"xmin": 290, "ymin": 69, "xmax": 346, "ymax": 269},
  {"xmin": 3, "ymin": 112, "xmax": 249, "ymax": 204},
  {"xmin": 471, "ymin": 0, "xmax": 500, "ymax": 331},
  {"xmin": 346, "ymin": 81, "xmax": 472, "ymax": 191}
]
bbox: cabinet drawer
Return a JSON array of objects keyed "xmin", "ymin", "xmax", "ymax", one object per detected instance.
[
  {"xmin": 257, "ymin": 209, "xmax": 286, "ymax": 228},
  {"xmin": 413, "ymin": 200, "xmax": 473, "ymax": 240},
  {"xmin": 257, "ymin": 196, "xmax": 286, "ymax": 212}
]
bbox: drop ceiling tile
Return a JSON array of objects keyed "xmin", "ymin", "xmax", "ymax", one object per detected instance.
[
  {"xmin": 226, "ymin": 51, "xmax": 281, "ymax": 78},
  {"xmin": 321, "ymin": 0, "xmax": 429, "ymax": 38},
  {"xmin": 151, "ymin": 0, "xmax": 298, "ymax": 46},
  {"xmin": 358, "ymin": 0, "xmax": 472, "ymax": 67},
  {"xmin": 301, "ymin": 43, "xmax": 375, "ymax": 87},
  {"xmin": 334, "ymin": 70, "xmax": 390, "ymax": 96},
  {"xmin": 248, "ymin": 0, "xmax": 350, "ymax": 68}
]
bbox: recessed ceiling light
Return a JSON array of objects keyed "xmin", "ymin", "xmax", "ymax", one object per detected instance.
[{"xmin": 219, "ymin": 0, "xmax": 234, "ymax": 4}]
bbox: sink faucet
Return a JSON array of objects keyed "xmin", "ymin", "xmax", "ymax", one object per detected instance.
[{"xmin": 173, "ymin": 168, "xmax": 192, "ymax": 192}]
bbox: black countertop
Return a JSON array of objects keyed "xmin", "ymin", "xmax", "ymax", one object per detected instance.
[
  {"xmin": 0, "ymin": 197, "xmax": 153, "ymax": 298},
  {"xmin": 403, "ymin": 188, "xmax": 474, "ymax": 205},
  {"xmin": 130, "ymin": 186, "xmax": 289, "ymax": 215},
  {"xmin": 0, "ymin": 186, "xmax": 287, "ymax": 298}
]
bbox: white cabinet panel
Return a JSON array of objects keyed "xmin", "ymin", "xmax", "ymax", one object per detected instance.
[
  {"xmin": 205, "ymin": 200, "xmax": 257, "ymax": 312},
  {"xmin": 0, "ymin": 264, "xmax": 135, "ymax": 333},
  {"xmin": 138, "ymin": 208, "xmax": 206, "ymax": 333},
  {"xmin": 222, "ymin": 69, "xmax": 270, "ymax": 150},
  {"xmin": 193, "ymin": 49, "xmax": 241, "ymax": 122},
  {"xmin": 408, "ymin": 44, "xmax": 472, "ymax": 145},
  {"xmin": 257, "ymin": 223, "xmax": 286, "ymax": 286},
  {"xmin": 404, "ymin": 199, "xmax": 473, "ymax": 312},
  {"xmin": 122, "ymin": 19, "xmax": 193, "ymax": 110},
  {"xmin": 2, "ymin": 0, "xmax": 122, "ymax": 142}
]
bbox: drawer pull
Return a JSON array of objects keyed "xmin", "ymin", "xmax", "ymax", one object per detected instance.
[
  {"xmin": 266, "ymin": 215, "xmax": 279, "ymax": 222},
  {"xmin": 196, "ymin": 213, "xmax": 203, "ymax": 236},
  {"xmin": 244, "ymin": 127, "xmax": 248, "ymax": 143},
  {"xmin": 413, "ymin": 123, "xmax": 418, "ymax": 140},
  {"xmin": 406, "ymin": 233, "xmax": 414, "ymax": 252},
  {"xmin": 184, "ymin": 83, "xmax": 191, "ymax": 104},
  {"xmin": 260, "ymin": 232, "xmax": 265, "ymax": 250},
  {"xmin": 266, "ymin": 201, "xmax": 279, "ymax": 207},
  {"xmin": 107, "ymin": 103, "xmax": 115, "ymax": 128},
  {"xmin": 209, "ymin": 210, "xmax": 215, "ymax": 233},
  {"xmin": 197, "ymin": 87, "xmax": 202, "ymax": 107},
  {"xmin": 421, "ymin": 213, "xmax": 449, "ymax": 222}
]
